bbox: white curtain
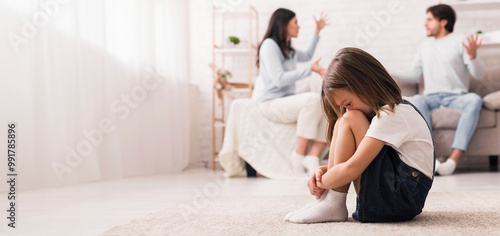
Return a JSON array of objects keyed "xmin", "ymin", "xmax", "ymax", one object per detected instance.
[{"xmin": 0, "ymin": 0, "xmax": 190, "ymax": 191}]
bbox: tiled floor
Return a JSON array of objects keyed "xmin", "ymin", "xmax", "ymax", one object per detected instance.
[{"xmin": 0, "ymin": 166, "xmax": 499, "ymax": 236}]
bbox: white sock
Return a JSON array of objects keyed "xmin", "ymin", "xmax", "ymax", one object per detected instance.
[
  {"xmin": 290, "ymin": 151, "xmax": 306, "ymax": 174},
  {"xmin": 283, "ymin": 189, "xmax": 329, "ymax": 221},
  {"xmin": 437, "ymin": 159, "xmax": 457, "ymax": 176},
  {"xmin": 302, "ymin": 155, "xmax": 320, "ymax": 176},
  {"xmin": 288, "ymin": 190, "xmax": 348, "ymax": 224},
  {"xmin": 434, "ymin": 159, "xmax": 441, "ymax": 174}
]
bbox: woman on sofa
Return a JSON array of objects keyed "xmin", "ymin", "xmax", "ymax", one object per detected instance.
[{"xmin": 251, "ymin": 8, "xmax": 329, "ymax": 176}]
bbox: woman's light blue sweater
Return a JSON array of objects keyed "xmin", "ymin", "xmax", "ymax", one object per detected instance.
[{"xmin": 252, "ymin": 34, "xmax": 320, "ymax": 103}]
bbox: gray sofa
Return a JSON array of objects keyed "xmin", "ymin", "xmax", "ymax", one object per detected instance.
[{"xmin": 393, "ymin": 68, "xmax": 500, "ymax": 171}]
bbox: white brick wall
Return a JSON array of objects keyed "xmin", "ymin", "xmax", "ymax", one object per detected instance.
[{"xmin": 188, "ymin": 0, "xmax": 500, "ymax": 168}]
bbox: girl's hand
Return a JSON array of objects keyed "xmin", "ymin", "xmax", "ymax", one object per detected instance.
[
  {"xmin": 311, "ymin": 58, "xmax": 326, "ymax": 77},
  {"xmin": 307, "ymin": 168, "xmax": 325, "ymax": 199},
  {"xmin": 314, "ymin": 12, "xmax": 330, "ymax": 35}
]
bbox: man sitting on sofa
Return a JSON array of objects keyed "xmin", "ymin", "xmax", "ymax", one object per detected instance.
[{"xmin": 394, "ymin": 4, "xmax": 485, "ymax": 175}]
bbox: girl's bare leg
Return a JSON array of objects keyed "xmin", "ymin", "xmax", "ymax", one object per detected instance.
[
  {"xmin": 327, "ymin": 110, "xmax": 370, "ymax": 194},
  {"xmin": 287, "ymin": 111, "xmax": 370, "ymax": 224}
]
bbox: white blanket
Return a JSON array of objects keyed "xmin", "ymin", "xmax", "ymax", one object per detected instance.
[{"xmin": 219, "ymin": 75, "xmax": 327, "ymax": 179}]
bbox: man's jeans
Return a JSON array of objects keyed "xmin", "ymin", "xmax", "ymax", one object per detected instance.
[{"xmin": 412, "ymin": 93, "xmax": 482, "ymax": 151}]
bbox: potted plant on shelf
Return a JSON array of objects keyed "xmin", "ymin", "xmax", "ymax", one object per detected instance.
[{"xmin": 227, "ymin": 36, "xmax": 240, "ymax": 48}]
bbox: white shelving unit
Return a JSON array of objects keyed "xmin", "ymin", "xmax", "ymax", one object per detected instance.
[{"xmin": 210, "ymin": 5, "xmax": 259, "ymax": 170}]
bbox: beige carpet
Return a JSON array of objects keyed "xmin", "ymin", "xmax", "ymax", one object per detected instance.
[{"xmin": 102, "ymin": 191, "xmax": 500, "ymax": 235}]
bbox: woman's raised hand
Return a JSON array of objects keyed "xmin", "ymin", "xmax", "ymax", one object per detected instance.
[
  {"xmin": 311, "ymin": 58, "xmax": 326, "ymax": 77},
  {"xmin": 314, "ymin": 12, "xmax": 330, "ymax": 35}
]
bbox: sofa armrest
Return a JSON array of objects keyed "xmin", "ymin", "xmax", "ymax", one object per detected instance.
[
  {"xmin": 470, "ymin": 67, "xmax": 500, "ymax": 97},
  {"xmin": 483, "ymin": 91, "xmax": 500, "ymax": 111}
]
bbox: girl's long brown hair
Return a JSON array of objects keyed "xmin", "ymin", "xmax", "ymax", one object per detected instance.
[{"xmin": 321, "ymin": 47, "xmax": 402, "ymax": 146}]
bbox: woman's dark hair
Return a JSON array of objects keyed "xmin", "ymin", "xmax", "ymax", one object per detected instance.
[
  {"xmin": 256, "ymin": 8, "xmax": 296, "ymax": 67},
  {"xmin": 321, "ymin": 47, "xmax": 402, "ymax": 146},
  {"xmin": 427, "ymin": 4, "xmax": 456, "ymax": 33}
]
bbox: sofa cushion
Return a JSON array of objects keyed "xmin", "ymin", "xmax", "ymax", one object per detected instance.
[
  {"xmin": 483, "ymin": 91, "xmax": 500, "ymax": 110},
  {"xmin": 432, "ymin": 108, "xmax": 496, "ymax": 129}
]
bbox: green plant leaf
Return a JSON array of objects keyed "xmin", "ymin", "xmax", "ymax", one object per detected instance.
[{"xmin": 229, "ymin": 36, "xmax": 240, "ymax": 44}]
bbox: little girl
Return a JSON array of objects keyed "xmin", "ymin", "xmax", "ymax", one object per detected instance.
[{"xmin": 285, "ymin": 47, "xmax": 435, "ymax": 223}]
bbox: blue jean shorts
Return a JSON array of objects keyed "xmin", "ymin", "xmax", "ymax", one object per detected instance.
[{"xmin": 352, "ymin": 145, "xmax": 433, "ymax": 222}]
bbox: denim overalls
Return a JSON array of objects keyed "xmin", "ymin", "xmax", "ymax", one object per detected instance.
[{"xmin": 352, "ymin": 100, "xmax": 435, "ymax": 223}]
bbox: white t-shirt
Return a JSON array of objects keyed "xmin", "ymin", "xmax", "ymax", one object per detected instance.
[{"xmin": 365, "ymin": 103, "xmax": 434, "ymax": 179}]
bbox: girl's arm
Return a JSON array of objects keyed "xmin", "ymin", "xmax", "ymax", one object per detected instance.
[{"xmin": 316, "ymin": 137, "xmax": 385, "ymax": 190}]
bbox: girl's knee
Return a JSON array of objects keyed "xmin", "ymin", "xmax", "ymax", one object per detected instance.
[
  {"xmin": 339, "ymin": 110, "xmax": 367, "ymax": 126},
  {"xmin": 343, "ymin": 110, "xmax": 366, "ymax": 119}
]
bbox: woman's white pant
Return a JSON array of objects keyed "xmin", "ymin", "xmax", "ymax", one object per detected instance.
[{"xmin": 258, "ymin": 92, "xmax": 327, "ymax": 143}]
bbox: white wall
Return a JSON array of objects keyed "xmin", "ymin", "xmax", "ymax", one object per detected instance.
[{"xmin": 188, "ymin": 0, "xmax": 500, "ymax": 168}]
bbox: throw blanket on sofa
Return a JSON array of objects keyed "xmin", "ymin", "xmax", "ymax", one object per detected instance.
[
  {"xmin": 219, "ymin": 98, "xmax": 303, "ymax": 179},
  {"xmin": 219, "ymin": 74, "xmax": 328, "ymax": 179}
]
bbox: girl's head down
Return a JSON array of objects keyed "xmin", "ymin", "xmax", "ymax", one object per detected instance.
[{"xmin": 321, "ymin": 47, "xmax": 402, "ymax": 144}]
